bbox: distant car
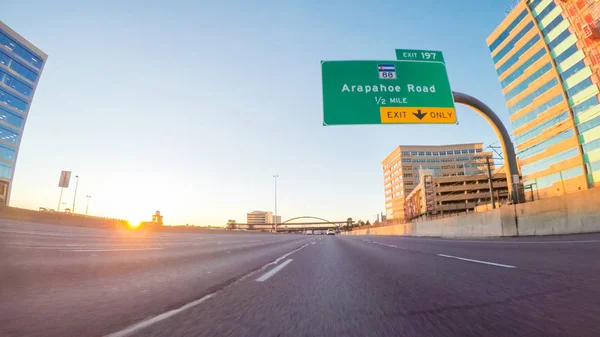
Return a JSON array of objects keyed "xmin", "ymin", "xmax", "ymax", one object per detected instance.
[
  {"xmin": 39, "ymin": 207, "xmax": 48, "ymax": 212},
  {"xmin": 327, "ymin": 229, "xmax": 335, "ymax": 235},
  {"xmin": 305, "ymin": 230, "xmax": 313, "ymax": 235}
]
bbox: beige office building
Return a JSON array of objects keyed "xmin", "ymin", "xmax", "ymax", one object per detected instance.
[
  {"xmin": 246, "ymin": 211, "xmax": 280, "ymax": 224},
  {"xmin": 382, "ymin": 143, "xmax": 494, "ymax": 220}
]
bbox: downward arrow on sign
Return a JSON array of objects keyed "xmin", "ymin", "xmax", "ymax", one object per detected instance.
[{"xmin": 413, "ymin": 109, "xmax": 427, "ymax": 120}]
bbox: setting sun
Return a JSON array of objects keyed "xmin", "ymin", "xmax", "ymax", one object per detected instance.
[{"xmin": 127, "ymin": 219, "xmax": 143, "ymax": 228}]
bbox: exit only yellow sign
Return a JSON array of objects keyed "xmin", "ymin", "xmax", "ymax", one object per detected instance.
[{"xmin": 379, "ymin": 107, "xmax": 456, "ymax": 124}]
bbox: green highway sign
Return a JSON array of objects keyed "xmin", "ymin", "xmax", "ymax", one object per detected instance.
[
  {"xmin": 396, "ymin": 49, "xmax": 445, "ymax": 63},
  {"xmin": 321, "ymin": 58, "xmax": 455, "ymax": 125}
]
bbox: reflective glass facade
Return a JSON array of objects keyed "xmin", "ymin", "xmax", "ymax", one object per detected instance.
[
  {"xmin": 0, "ymin": 21, "xmax": 46, "ymax": 205},
  {"xmin": 487, "ymin": 0, "xmax": 600, "ymax": 199}
]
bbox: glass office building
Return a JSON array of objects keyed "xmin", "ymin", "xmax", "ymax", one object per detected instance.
[
  {"xmin": 488, "ymin": 0, "xmax": 600, "ymax": 199},
  {"xmin": 0, "ymin": 21, "xmax": 46, "ymax": 205}
]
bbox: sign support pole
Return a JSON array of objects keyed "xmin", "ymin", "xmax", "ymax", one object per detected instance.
[
  {"xmin": 58, "ymin": 187, "xmax": 64, "ymax": 212},
  {"xmin": 452, "ymin": 91, "xmax": 520, "ymax": 204}
]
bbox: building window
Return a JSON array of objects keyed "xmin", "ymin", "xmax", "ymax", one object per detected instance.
[
  {"xmin": 0, "ymin": 125, "xmax": 18, "ymax": 143},
  {"xmin": 418, "ymin": 151, "xmax": 425, "ymax": 156},
  {"xmin": 0, "ymin": 162, "xmax": 11, "ymax": 179},
  {"xmin": 405, "ymin": 181, "xmax": 414, "ymax": 186},
  {"xmin": 403, "ymin": 173, "xmax": 413, "ymax": 178},
  {"xmin": 501, "ymin": 48, "xmax": 545, "ymax": 88},
  {"xmin": 492, "ymin": 21, "xmax": 534, "ymax": 63},
  {"xmin": 425, "ymin": 151, "xmax": 432, "ymax": 156},
  {"xmin": 566, "ymin": 78, "xmax": 593, "ymax": 99},
  {"xmin": 521, "ymin": 147, "xmax": 578, "ymax": 176},
  {"xmin": 554, "ymin": 44, "xmax": 579, "ymax": 66},
  {"xmin": 540, "ymin": 11, "xmax": 563, "ymax": 36},
  {"xmin": 0, "ymin": 31, "xmax": 44, "ymax": 69},
  {"xmin": 402, "ymin": 158, "xmax": 411, "ymax": 163},
  {"xmin": 0, "ymin": 106, "xmax": 23, "ymax": 129},
  {"xmin": 561, "ymin": 60, "xmax": 586, "ymax": 82},
  {"xmin": 476, "ymin": 149, "xmax": 482, "ymax": 153},
  {"xmin": 520, "ymin": 130, "xmax": 574, "ymax": 159},
  {"xmin": 468, "ymin": 149, "xmax": 475, "ymax": 153},
  {"xmin": 533, "ymin": 1, "xmax": 557, "ymax": 21},
  {"xmin": 0, "ymin": 69, "xmax": 33, "ymax": 96},
  {"xmin": 488, "ymin": 9, "xmax": 528, "ymax": 53},
  {"xmin": 401, "ymin": 151, "xmax": 411, "ymax": 156},
  {"xmin": 432, "ymin": 152, "xmax": 439, "ymax": 156},
  {"xmin": 0, "ymin": 51, "xmax": 38, "ymax": 82},
  {"xmin": 0, "ymin": 144, "xmax": 15, "ymax": 161},
  {"xmin": 439, "ymin": 151, "xmax": 446, "ymax": 155},
  {"xmin": 410, "ymin": 151, "xmax": 418, "ymax": 155},
  {"xmin": 505, "ymin": 63, "xmax": 553, "ymax": 101},
  {"xmin": 403, "ymin": 166, "xmax": 412, "ymax": 170},
  {"xmin": 497, "ymin": 35, "xmax": 541, "ymax": 76},
  {"xmin": 0, "ymin": 88, "xmax": 27, "ymax": 112}
]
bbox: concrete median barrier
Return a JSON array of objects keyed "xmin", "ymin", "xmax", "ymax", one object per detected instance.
[{"xmin": 0, "ymin": 206, "xmax": 127, "ymax": 229}]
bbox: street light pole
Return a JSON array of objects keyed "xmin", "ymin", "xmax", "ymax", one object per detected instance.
[
  {"xmin": 85, "ymin": 195, "xmax": 91, "ymax": 217},
  {"xmin": 72, "ymin": 175, "xmax": 79, "ymax": 214},
  {"xmin": 273, "ymin": 175, "xmax": 278, "ymax": 233}
]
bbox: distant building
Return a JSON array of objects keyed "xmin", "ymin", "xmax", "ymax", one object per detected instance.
[
  {"xmin": 382, "ymin": 143, "xmax": 495, "ymax": 221},
  {"xmin": 0, "ymin": 21, "xmax": 47, "ymax": 205},
  {"xmin": 152, "ymin": 210, "xmax": 163, "ymax": 226},
  {"xmin": 404, "ymin": 167, "xmax": 512, "ymax": 220},
  {"xmin": 138, "ymin": 210, "xmax": 164, "ymax": 229},
  {"xmin": 246, "ymin": 211, "xmax": 280, "ymax": 224}
]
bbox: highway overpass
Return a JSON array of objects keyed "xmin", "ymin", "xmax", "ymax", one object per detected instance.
[{"xmin": 236, "ymin": 216, "xmax": 348, "ymax": 232}]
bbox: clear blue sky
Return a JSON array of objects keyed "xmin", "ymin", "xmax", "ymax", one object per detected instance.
[{"xmin": 4, "ymin": 0, "xmax": 513, "ymax": 225}]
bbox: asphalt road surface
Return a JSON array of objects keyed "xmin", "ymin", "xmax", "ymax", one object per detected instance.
[{"xmin": 2, "ymin": 220, "xmax": 600, "ymax": 337}]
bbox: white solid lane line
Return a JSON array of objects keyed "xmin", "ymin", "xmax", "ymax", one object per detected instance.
[
  {"xmin": 256, "ymin": 259, "xmax": 293, "ymax": 282},
  {"xmin": 373, "ymin": 242, "xmax": 399, "ymax": 249},
  {"xmin": 104, "ymin": 294, "xmax": 215, "ymax": 337},
  {"xmin": 437, "ymin": 254, "xmax": 516, "ymax": 268},
  {"xmin": 269, "ymin": 242, "xmax": 310, "ymax": 266},
  {"xmin": 364, "ymin": 239, "xmax": 515, "ymax": 268},
  {"xmin": 368, "ymin": 241, "xmax": 408, "ymax": 250}
]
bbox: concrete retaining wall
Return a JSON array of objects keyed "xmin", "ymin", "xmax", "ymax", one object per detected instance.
[
  {"xmin": 347, "ymin": 186, "xmax": 600, "ymax": 238},
  {"xmin": 414, "ymin": 208, "xmax": 505, "ymax": 238},
  {"xmin": 346, "ymin": 223, "xmax": 414, "ymax": 236},
  {"xmin": 516, "ymin": 187, "xmax": 600, "ymax": 236}
]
